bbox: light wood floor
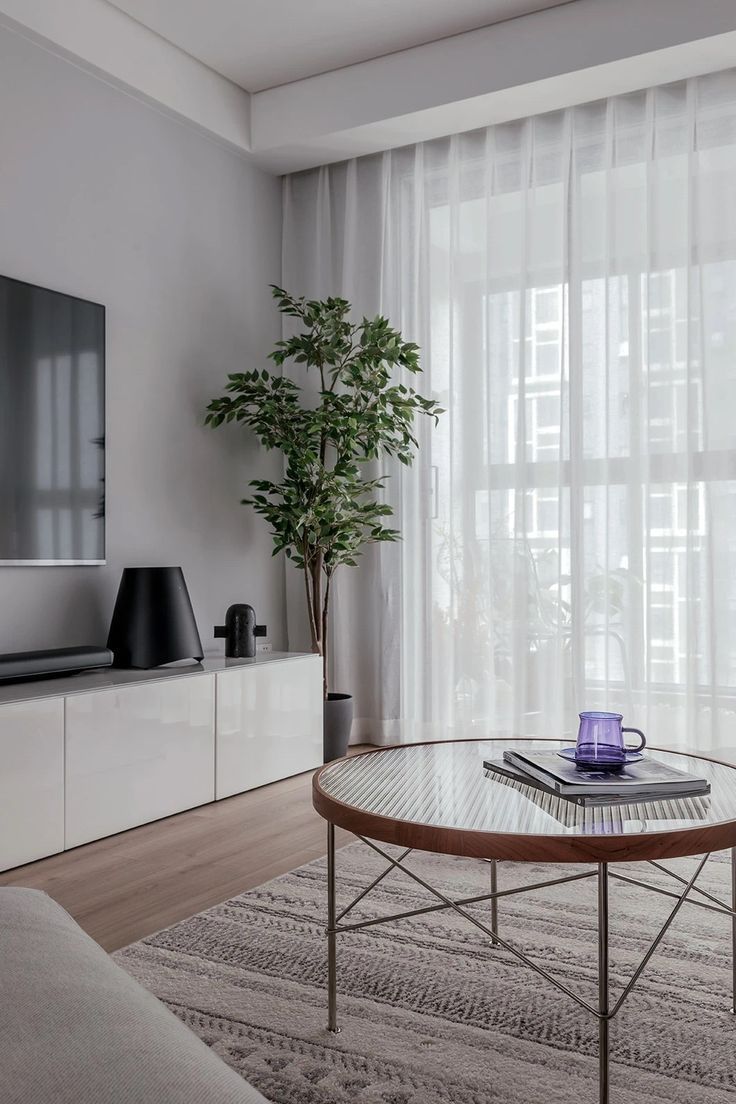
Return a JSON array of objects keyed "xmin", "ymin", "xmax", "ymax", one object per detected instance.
[{"xmin": 0, "ymin": 749, "xmax": 369, "ymax": 952}]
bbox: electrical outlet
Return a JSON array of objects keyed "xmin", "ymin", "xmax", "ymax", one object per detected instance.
[{"xmin": 256, "ymin": 641, "xmax": 273, "ymax": 653}]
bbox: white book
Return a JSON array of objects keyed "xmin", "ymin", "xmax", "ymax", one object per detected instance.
[
  {"xmin": 503, "ymin": 749, "xmax": 710, "ymax": 800},
  {"xmin": 484, "ymin": 758, "xmax": 711, "ymax": 821}
]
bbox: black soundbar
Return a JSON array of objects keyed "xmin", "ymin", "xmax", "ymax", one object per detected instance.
[{"xmin": 0, "ymin": 646, "xmax": 114, "ymax": 683}]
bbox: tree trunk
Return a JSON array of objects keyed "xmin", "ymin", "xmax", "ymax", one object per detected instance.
[
  {"xmin": 303, "ymin": 561, "xmax": 320, "ymax": 652},
  {"xmin": 305, "ymin": 554, "xmax": 328, "ymax": 697},
  {"xmin": 321, "ymin": 575, "xmax": 331, "ymax": 700}
]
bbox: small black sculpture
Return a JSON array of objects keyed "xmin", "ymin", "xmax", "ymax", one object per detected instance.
[{"xmin": 214, "ymin": 604, "xmax": 266, "ymax": 658}]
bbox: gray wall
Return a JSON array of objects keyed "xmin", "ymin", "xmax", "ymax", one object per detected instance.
[{"xmin": 0, "ymin": 23, "xmax": 286, "ymax": 654}]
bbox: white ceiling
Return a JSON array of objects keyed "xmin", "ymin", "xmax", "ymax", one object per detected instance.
[
  {"xmin": 2, "ymin": 0, "xmax": 733, "ymax": 172},
  {"xmin": 107, "ymin": 0, "xmax": 573, "ymax": 92}
]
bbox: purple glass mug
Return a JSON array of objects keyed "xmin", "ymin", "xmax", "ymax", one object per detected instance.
[{"xmin": 575, "ymin": 711, "xmax": 646, "ymax": 770}]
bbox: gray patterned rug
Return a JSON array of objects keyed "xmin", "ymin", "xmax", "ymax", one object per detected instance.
[{"xmin": 114, "ymin": 844, "xmax": 736, "ymax": 1103}]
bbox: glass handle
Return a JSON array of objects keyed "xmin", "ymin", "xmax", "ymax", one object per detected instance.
[{"xmin": 623, "ymin": 727, "xmax": 646, "ymax": 752}]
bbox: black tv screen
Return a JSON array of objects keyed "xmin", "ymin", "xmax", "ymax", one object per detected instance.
[{"xmin": 0, "ymin": 275, "xmax": 105, "ymax": 564}]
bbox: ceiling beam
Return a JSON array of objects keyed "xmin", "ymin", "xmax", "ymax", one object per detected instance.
[
  {"xmin": 1, "ymin": 0, "xmax": 736, "ymax": 174},
  {"xmin": 251, "ymin": 0, "xmax": 736, "ymax": 172}
]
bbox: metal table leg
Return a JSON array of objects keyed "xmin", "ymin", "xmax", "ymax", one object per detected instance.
[
  {"xmin": 326, "ymin": 835, "xmax": 716, "ymax": 1094},
  {"xmin": 598, "ymin": 862, "xmax": 609, "ymax": 1104},
  {"xmin": 490, "ymin": 859, "xmax": 499, "ymax": 945},
  {"xmin": 327, "ymin": 822, "xmax": 340, "ymax": 1033}
]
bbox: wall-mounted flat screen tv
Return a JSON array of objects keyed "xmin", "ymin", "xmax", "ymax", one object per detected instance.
[{"xmin": 0, "ymin": 274, "xmax": 105, "ymax": 564}]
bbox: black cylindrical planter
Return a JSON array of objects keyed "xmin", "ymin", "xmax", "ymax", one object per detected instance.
[
  {"xmin": 323, "ymin": 692, "xmax": 353, "ymax": 763},
  {"xmin": 107, "ymin": 566, "xmax": 203, "ymax": 669}
]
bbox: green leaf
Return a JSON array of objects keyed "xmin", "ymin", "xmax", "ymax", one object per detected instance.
[{"xmin": 205, "ymin": 285, "xmax": 444, "ymax": 685}]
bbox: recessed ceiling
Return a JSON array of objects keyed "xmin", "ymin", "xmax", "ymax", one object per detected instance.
[{"xmin": 107, "ymin": 0, "xmax": 573, "ymax": 92}]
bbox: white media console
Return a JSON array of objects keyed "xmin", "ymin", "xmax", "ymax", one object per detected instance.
[{"xmin": 0, "ymin": 651, "xmax": 323, "ymax": 873}]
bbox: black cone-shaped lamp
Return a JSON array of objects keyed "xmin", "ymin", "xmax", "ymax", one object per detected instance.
[{"xmin": 107, "ymin": 566, "xmax": 203, "ymax": 669}]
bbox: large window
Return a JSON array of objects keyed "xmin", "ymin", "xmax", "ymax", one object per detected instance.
[
  {"xmin": 421, "ymin": 142, "xmax": 736, "ymax": 746},
  {"xmin": 283, "ymin": 68, "xmax": 736, "ymax": 753}
]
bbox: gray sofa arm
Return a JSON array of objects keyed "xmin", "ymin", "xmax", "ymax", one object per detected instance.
[{"xmin": 0, "ymin": 888, "xmax": 268, "ymax": 1104}]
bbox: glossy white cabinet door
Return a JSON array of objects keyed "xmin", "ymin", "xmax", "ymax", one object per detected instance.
[
  {"xmin": 216, "ymin": 655, "xmax": 322, "ymax": 798},
  {"xmin": 0, "ymin": 698, "xmax": 64, "ymax": 872},
  {"xmin": 65, "ymin": 674, "xmax": 215, "ymax": 848}
]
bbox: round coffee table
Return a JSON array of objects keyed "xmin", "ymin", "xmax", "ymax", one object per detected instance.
[{"xmin": 312, "ymin": 739, "xmax": 736, "ymax": 1104}]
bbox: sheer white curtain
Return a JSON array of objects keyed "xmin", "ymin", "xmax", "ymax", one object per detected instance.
[{"xmin": 283, "ymin": 70, "xmax": 736, "ymax": 757}]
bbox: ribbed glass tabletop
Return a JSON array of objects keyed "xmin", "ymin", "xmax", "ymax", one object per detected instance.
[{"xmin": 314, "ymin": 740, "xmax": 736, "ymax": 861}]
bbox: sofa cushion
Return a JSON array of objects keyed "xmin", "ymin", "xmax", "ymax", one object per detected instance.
[{"xmin": 0, "ymin": 888, "xmax": 268, "ymax": 1104}]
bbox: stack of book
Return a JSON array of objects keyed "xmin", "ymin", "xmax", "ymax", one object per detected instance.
[{"xmin": 484, "ymin": 748, "xmax": 711, "ymax": 808}]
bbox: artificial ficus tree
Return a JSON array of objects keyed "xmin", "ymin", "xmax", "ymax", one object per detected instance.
[{"xmin": 205, "ymin": 286, "xmax": 442, "ymax": 697}]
